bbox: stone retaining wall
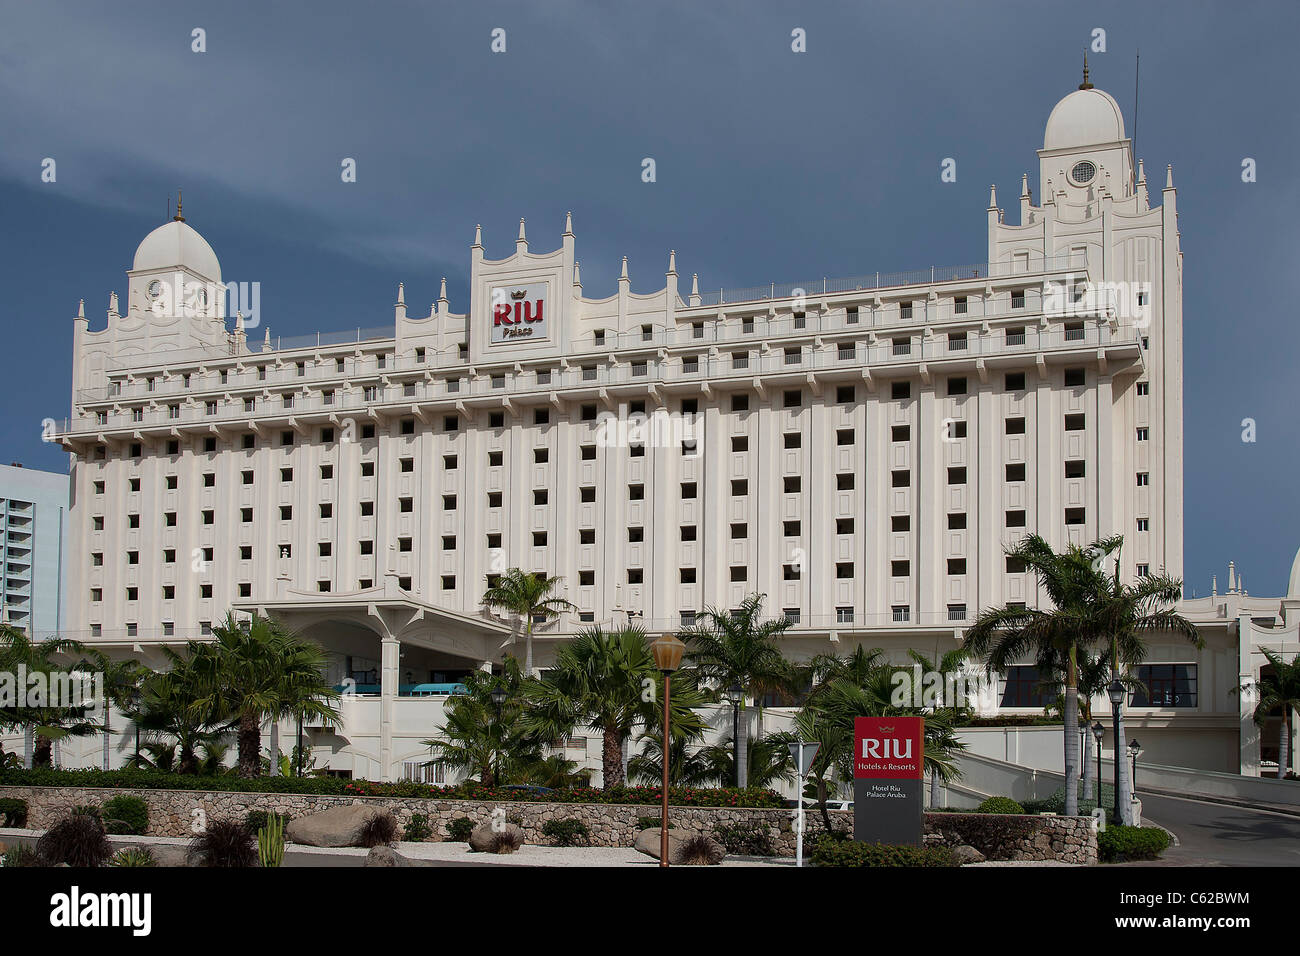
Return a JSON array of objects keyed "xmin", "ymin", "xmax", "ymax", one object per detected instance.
[
  {"xmin": 924, "ymin": 812, "xmax": 1098, "ymax": 865},
  {"xmin": 0, "ymin": 786, "xmax": 1096, "ymax": 863}
]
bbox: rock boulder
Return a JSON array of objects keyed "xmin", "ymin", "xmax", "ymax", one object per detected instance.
[{"xmin": 285, "ymin": 804, "xmax": 382, "ymax": 848}]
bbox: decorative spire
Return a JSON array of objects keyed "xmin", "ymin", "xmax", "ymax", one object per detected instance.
[
  {"xmin": 564, "ymin": 210, "xmax": 573, "ymax": 236},
  {"xmin": 1020, "ymin": 173, "xmax": 1029, "ymax": 198},
  {"xmin": 620, "ymin": 256, "xmax": 629, "ymax": 281},
  {"xmin": 234, "ymin": 311, "xmax": 245, "ymax": 332},
  {"xmin": 987, "ymin": 183, "xmax": 997, "ymax": 209},
  {"xmin": 76, "ymin": 298, "xmax": 84, "ymax": 320},
  {"xmin": 1165, "ymin": 164, "xmax": 1174, "ymax": 189},
  {"xmin": 691, "ymin": 273, "xmax": 699, "ymax": 296},
  {"xmin": 264, "ymin": 326, "xmax": 271, "ymax": 346},
  {"xmin": 1137, "ymin": 159, "xmax": 1145, "ymax": 183},
  {"xmin": 473, "ymin": 223, "xmax": 482, "ymax": 247},
  {"xmin": 172, "ymin": 189, "xmax": 185, "ymax": 222},
  {"xmin": 396, "ymin": 282, "xmax": 405, "ymax": 305},
  {"xmin": 573, "ymin": 260, "xmax": 582, "ymax": 289},
  {"xmin": 1078, "ymin": 50, "xmax": 1094, "ymax": 90},
  {"xmin": 439, "ymin": 277, "xmax": 448, "ymax": 302},
  {"xmin": 516, "ymin": 217, "xmax": 527, "ymax": 251},
  {"xmin": 108, "ymin": 291, "xmax": 118, "ymax": 316},
  {"xmin": 667, "ymin": 249, "xmax": 676, "ymax": 276}
]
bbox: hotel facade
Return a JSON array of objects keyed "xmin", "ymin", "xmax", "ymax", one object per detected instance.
[{"xmin": 39, "ymin": 76, "xmax": 1295, "ymax": 782}]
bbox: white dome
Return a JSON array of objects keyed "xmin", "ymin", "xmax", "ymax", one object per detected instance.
[
  {"xmin": 1044, "ymin": 88, "xmax": 1126, "ymax": 150},
  {"xmin": 1288, "ymin": 547, "xmax": 1300, "ymax": 598},
  {"xmin": 132, "ymin": 219, "xmax": 221, "ymax": 281}
]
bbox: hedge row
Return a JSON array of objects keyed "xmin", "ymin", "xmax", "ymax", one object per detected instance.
[
  {"xmin": 1097, "ymin": 825, "xmax": 1170, "ymax": 862},
  {"xmin": 0, "ymin": 767, "xmax": 783, "ymax": 808},
  {"xmin": 810, "ymin": 837, "xmax": 958, "ymax": 867}
]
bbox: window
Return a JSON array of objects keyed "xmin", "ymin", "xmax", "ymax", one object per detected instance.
[
  {"xmin": 1064, "ymin": 367, "xmax": 1085, "ymax": 387},
  {"xmin": 1065, "ymin": 508, "xmax": 1086, "ymax": 525},
  {"xmin": 679, "ymin": 568, "xmax": 696, "ymax": 584},
  {"xmin": 1137, "ymin": 518, "xmax": 1149, "ymax": 532},
  {"xmin": 947, "ymin": 605, "xmax": 967, "ymax": 621},
  {"xmin": 954, "ymin": 296, "xmax": 968, "ymax": 315},
  {"xmin": 445, "ymin": 494, "xmax": 459, "ymax": 509},
  {"xmin": 947, "ymin": 467, "xmax": 967, "ymax": 485},
  {"xmin": 846, "ymin": 305, "xmax": 859, "ymax": 324},
  {"xmin": 783, "ymin": 609, "xmax": 801, "ymax": 624},
  {"xmin": 1006, "ymin": 510, "xmax": 1026, "ymax": 527},
  {"xmin": 891, "ymin": 606, "xmax": 910, "ymax": 622},
  {"xmin": 836, "ymin": 562, "xmax": 854, "ymax": 579},
  {"xmin": 899, "ymin": 301, "xmax": 913, "ymax": 320},
  {"xmin": 838, "ymin": 343, "xmax": 855, "ymax": 360},
  {"xmin": 891, "ymin": 381, "xmax": 910, "ymax": 400},
  {"xmin": 627, "ymin": 485, "xmax": 643, "ymax": 502},
  {"xmin": 892, "ymin": 337, "xmax": 911, "ymax": 356},
  {"xmin": 1005, "ymin": 372, "xmax": 1026, "ymax": 391},
  {"xmin": 784, "ymin": 347, "xmax": 800, "ymax": 366},
  {"xmin": 1064, "ymin": 414, "xmax": 1086, "ymax": 431},
  {"xmin": 891, "ymin": 470, "xmax": 910, "ymax": 488},
  {"xmin": 836, "ymin": 607, "xmax": 855, "ymax": 624},
  {"xmin": 1065, "ymin": 322, "xmax": 1086, "ymax": 342},
  {"xmin": 731, "ymin": 394, "xmax": 749, "ymax": 412},
  {"xmin": 680, "ymin": 525, "xmax": 697, "ymax": 541},
  {"xmin": 1005, "ymin": 463, "xmax": 1026, "ymax": 482},
  {"xmin": 1136, "ymin": 427, "xmax": 1149, "ymax": 441},
  {"xmin": 730, "ymin": 566, "xmax": 748, "ymax": 582},
  {"xmin": 580, "ymin": 486, "xmax": 596, "ymax": 503},
  {"xmin": 893, "ymin": 515, "xmax": 911, "ymax": 532},
  {"xmin": 1010, "ymin": 289, "xmax": 1025, "ymax": 309},
  {"xmin": 947, "ymin": 558, "xmax": 966, "ymax": 575},
  {"xmin": 681, "ymin": 482, "xmax": 697, "ymax": 499},
  {"xmin": 890, "ymin": 425, "xmax": 911, "ymax": 442},
  {"xmin": 782, "ymin": 476, "xmax": 799, "ymax": 494},
  {"xmin": 533, "ymin": 532, "xmax": 548, "ymax": 547},
  {"xmin": 1006, "ymin": 417, "xmax": 1026, "ymax": 435},
  {"xmin": 947, "ymin": 376, "xmax": 967, "ymax": 395},
  {"xmin": 628, "ymin": 527, "xmax": 643, "ymax": 543},
  {"xmin": 836, "ymin": 385, "xmax": 855, "ymax": 404},
  {"xmin": 891, "ymin": 560, "xmax": 909, "ymax": 577},
  {"xmin": 783, "ymin": 564, "xmax": 801, "ymax": 580},
  {"xmin": 837, "ymin": 429, "xmax": 855, "ymax": 446},
  {"xmin": 1137, "ymin": 381, "xmax": 1150, "ymax": 396},
  {"xmin": 836, "ymin": 518, "xmax": 853, "ymax": 535},
  {"xmin": 732, "ymin": 436, "xmax": 749, "ymax": 452},
  {"xmin": 733, "ymin": 351, "xmax": 750, "ymax": 370},
  {"xmin": 1065, "ymin": 460, "xmax": 1086, "ymax": 478},
  {"xmin": 1131, "ymin": 664, "xmax": 1197, "ymax": 708},
  {"xmin": 783, "ymin": 389, "xmax": 802, "ymax": 409},
  {"xmin": 1136, "ymin": 472, "xmax": 1150, "ymax": 486},
  {"xmin": 1001, "ymin": 666, "xmax": 1044, "ymax": 707},
  {"xmin": 1136, "ymin": 563, "xmax": 1150, "ymax": 577}
]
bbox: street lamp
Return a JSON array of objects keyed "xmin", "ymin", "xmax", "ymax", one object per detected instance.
[
  {"xmin": 1108, "ymin": 679, "xmax": 1125, "ymax": 824},
  {"xmin": 1129, "ymin": 739, "xmax": 1141, "ymax": 799},
  {"xmin": 1091, "ymin": 721, "xmax": 1105, "ymax": 804},
  {"xmin": 649, "ymin": 633, "xmax": 686, "ymax": 868}
]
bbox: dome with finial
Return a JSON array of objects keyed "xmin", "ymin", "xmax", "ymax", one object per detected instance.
[
  {"xmin": 131, "ymin": 192, "xmax": 221, "ymax": 281},
  {"xmin": 1043, "ymin": 55, "xmax": 1126, "ymax": 151}
]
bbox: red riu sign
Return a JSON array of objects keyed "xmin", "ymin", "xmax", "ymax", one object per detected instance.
[{"xmin": 854, "ymin": 716, "xmax": 924, "ymax": 780}]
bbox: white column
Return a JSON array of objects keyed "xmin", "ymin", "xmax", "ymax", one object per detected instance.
[{"xmin": 380, "ymin": 635, "xmax": 400, "ymax": 782}]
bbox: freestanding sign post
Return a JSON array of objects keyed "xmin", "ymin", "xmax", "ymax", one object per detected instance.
[
  {"xmin": 853, "ymin": 716, "xmax": 925, "ymax": 846},
  {"xmin": 786, "ymin": 740, "xmax": 819, "ymax": 868}
]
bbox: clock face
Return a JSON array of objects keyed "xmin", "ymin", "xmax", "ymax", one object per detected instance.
[
  {"xmin": 146, "ymin": 279, "xmax": 162, "ymax": 299},
  {"xmin": 1070, "ymin": 160, "xmax": 1097, "ymax": 185}
]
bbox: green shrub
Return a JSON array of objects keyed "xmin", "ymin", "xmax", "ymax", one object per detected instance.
[
  {"xmin": 111, "ymin": 847, "xmax": 158, "ymax": 867},
  {"xmin": 101, "ymin": 795, "xmax": 149, "ymax": 835},
  {"xmin": 244, "ymin": 810, "xmax": 290, "ymax": 835},
  {"xmin": 636, "ymin": 816, "xmax": 660, "ymax": 830},
  {"xmin": 403, "ymin": 813, "xmax": 432, "ymax": 842},
  {"xmin": 1098, "ymin": 825, "xmax": 1170, "ymax": 863},
  {"xmin": 810, "ymin": 837, "xmax": 958, "ymax": 868},
  {"xmin": 0, "ymin": 767, "xmax": 783, "ymax": 807},
  {"xmin": 0, "ymin": 798, "xmax": 28, "ymax": 827},
  {"xmin": 713, "ymin": 823, "xmax": 776, "ymax": 856},
  {"xmin": 2, "ymin": 844, "xmax": 41, "ymax": 867},
  {"xmin": 447, "ymin": 816, "xmax": 475, "ymax": 841},
  {"xmin": 541, "ymin": 818, "xmax": 590, "ymax": 846},
  {"xmin": 976, "ymin": 797, "xmax": 1025, "ymax": 815}
]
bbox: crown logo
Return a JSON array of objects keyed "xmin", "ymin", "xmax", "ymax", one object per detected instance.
[
  {"xmin": 510, "ymin": 289, "xmax": 527, "ymax": 300},
  {"xmin": 879, "ymin": 725, "xmax": 895, "ymax": 734}
]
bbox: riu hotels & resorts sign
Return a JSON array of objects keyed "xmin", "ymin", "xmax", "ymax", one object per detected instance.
[
  {"xmin": 490, "ymin": 281, "xmax": 548, "ymax": 344},
  {"xmin": 853, "ymin": 716, "xmax": 925, "ymax": 846}
]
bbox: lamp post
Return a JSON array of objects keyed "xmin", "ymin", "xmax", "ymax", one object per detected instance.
[
  {"xmin": 787, "ymin": 741, "xmax": 819, "ymax": 868},
  {"xmin": 1107, "ymin": 679, "xmax": 1125, "ymax": 825},
  {"xmin": 1129, "ymin": 739, "xmax": 1141, "ymax": 801},
  {"xmin": 649, "ymin": 633, "xmax": 685, "ymax": 868},
  {"xmin": 1091, "ymin": 721, "xmax": 1104, "ymax": 807}
]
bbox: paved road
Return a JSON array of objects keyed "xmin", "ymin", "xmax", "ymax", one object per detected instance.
[{"xmin": 1137, "ymin": 791, "xmax": 1300, "ymax": 866}]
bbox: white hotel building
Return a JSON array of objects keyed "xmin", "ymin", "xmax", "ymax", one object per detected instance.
[{"xmin": 40, "ymin": 76, "xmax": 1296, "ymax": 782}]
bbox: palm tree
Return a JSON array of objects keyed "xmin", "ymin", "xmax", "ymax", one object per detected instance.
[
  {"xmin": 131, "ymin": 648, "xmax": 224, "ymax": 774},
  {"xmin": 480, "ymin": 569, "xmax": 575, "ymax": 677},
  {"xmin": 523, "ymin": 626, "xmax": 707, "ymax": 788},
  {"xmin": 0, "ymin": 624, "xmax": 100, "ymax": 767},
  {"xmin": 421, "ymin": 656, "xmax": 544, "ymax": 786},
  {"xmin": 1249, "ymin": 649, "xmax": 1300, "ymax": 780},
  {"xmin": 187, "ymin": 613, "xmax": 340, "ymax": 777},
  {"xmin": 695, "ymin": 732, "xmax": 798, "ymax": 789},
  {"xmin": 1093, "ymin": 542, "xmax": 1200, "ymax": 822},
  {"xmin": 901, "ymin": 647, "xmax": 971, "ymax": 806},
  {"xmin": 78, "ymin": 649, "xmax": 150, "ymax": 771},
  {"xmin": 627, "ymin": 734, "xmax": 720, "ymax": 787},
  {"xmin": 680, "ymin": 594, "xmax": 795, "ymax": 787},
  {"xmin": 966, "ymin": 534, "xmax": 1198, "ymax": 818}
]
